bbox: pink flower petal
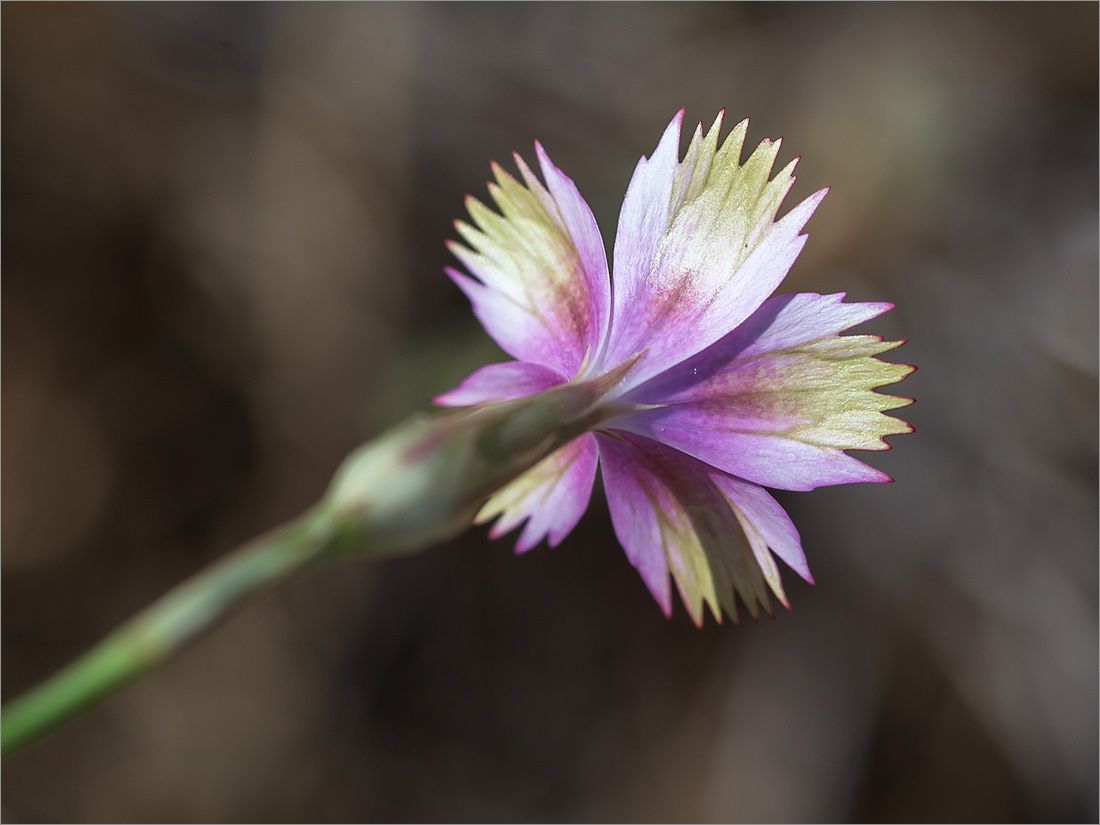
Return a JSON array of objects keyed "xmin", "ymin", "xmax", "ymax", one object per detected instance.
[
  {"xmin": 616, "ymin": 293, "xmax": 915, "ymax": 491},
  {"xmin": 447, "ymin": 147, "xmax": 611, "ymax": 378},
  {"xmin": 605, "ymin": 110, "xmax": 684, "ymax": 361},
  {"xmin": 596, "ymin": 433, "xmax": 675, "ymax": 618},
  {"xmin": 477, "ymin": 433, "xmax": 598, "ymax": 554},
  {"xmin": 433, "ymin": 361, "xmax": 568, "ymax": 407},
  {"xmin": 710, "ymin": 474, "xmax": 812, "ymax": 585},
  {"xmin": 720, "ymin": 292, "xmax": 895, "ymax": 355},
  {"xmin": 602, "ymin": 111, "xmax": 827, "ymax": 388},
  {"xmin": 632, "ymin": 427, "xmax": 896, "ymax": 491},
  {"xmin": 535, "ymin": 142, "xmax": 611, "ymax": 360},
  {"xmin": 597, "ymin": 432, "xmax": 781, "ymax": 625}
]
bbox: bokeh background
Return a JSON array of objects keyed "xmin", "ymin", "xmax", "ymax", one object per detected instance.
[{"xmin": 3, "ymin": 3, "xmax": 1097, "ymax": 822}]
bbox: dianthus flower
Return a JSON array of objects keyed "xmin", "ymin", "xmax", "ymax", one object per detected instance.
[{"xmin": 435, "ymin": 110, "xmax": 914, "ymax": 625}]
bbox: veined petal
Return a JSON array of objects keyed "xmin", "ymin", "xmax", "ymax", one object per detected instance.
[
  {"xmin": 448, "ymin": 148, "xmax": 610, "ymax": 377},
  {"xmin": 617, "ymin": 293, "xmax": 916, "ymax": 491},
  {"xmin": 597, "ymin": 432, "xmax": 789, "ymax": 625},
  {"xmin": 595, "ymin": 433, "xmax": 674, "ymax": 617},
  {"xmin": 534, "ymin": 142, "xmax": 612, "ymax": 356},
  {"xmin": 476, "ymin": 433, "xmax": 598, "ymax": 553},
  {"xmin": 711, "ymin": 474, "xmax": 812, "ymax": 587},
  {"xmin": 607, "ymin": 110, "xmax": 685, "ymax": 345},
  {"xmin": 604, "ymin": 110, "xmax": 826, "ymax": 388},
  {"xmin": 433, "ymin": 361, "xmax": 568, "ymax": 407},
  {"xmin": 717, "ymin": 291, "xmax": 897, "ymax": 355}
]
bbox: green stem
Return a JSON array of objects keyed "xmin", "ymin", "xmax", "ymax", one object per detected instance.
[
  {"xmin": 1, "ymin": 503, "xmax": 353, "ymax": 758},
  {"xmin": 1, "ymin": 377, "xmax": 621, "ymax": 759}
]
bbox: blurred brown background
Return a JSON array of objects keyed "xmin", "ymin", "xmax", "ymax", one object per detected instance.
[{"xmin": 3, "ymin": 3, "xmax": 1097, "ymax": 822}]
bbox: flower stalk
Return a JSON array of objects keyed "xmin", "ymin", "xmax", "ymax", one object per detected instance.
[
  {"xmin": 2, "ymin": 373, "xmax": 626, "ymax": 758},
  {"xmin": 1, "ymin": 505, "xmax": 351, "ymax": 757}
]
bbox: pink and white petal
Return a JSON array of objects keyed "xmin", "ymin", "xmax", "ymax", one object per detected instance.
[
  {"xmin": 603, "ymin": 111, "xmax": 828, "ymax": 386},
  {"xmin": 630, "ymin": 293, "xmax": 911, "ymax": 401},
  {"xmin": 737, "ymin": 518, "xmax": 788, "ymax": 610},
  {"xmin": 535, "ymin": 143, "xmax": 611, "ymax": 355},
  {"xmin": 617, "ymin": 294, "xmax": 915, "ymax": 491},
  {"xmin": 710, "ymin": 474, "xmax": 812, "ymax": 584},
  {"xmin": 607, "ymin": 110, "xmax": 685, "ymax": 343},
  {"xmin": 596, "ymin": 432, "xmax": 699, "ymax": 622},
  {"xmin": 597, "ymin": 432, "xmax": 776, "ymax": 624},
  {"xmin": 476, "ymin": 433, "xmax": 598, "ymax": 554},
  {"xmin": 726, "ymin": 292, "xmax": 895, "ymax": 357},
  {"xmin": 433, "ymin": 361, "xmax": 568, "ymax": 407},
  {"xmin": 449, "ymin": 148, "xmax": 611, "ymax": 377},
  {"xmin": 446, "ymin": 268, "xmax": 575, "ymax": 373},
  {"xmin": 620, "ymin": 423, "xmax": 896, "ymax": 491},
  {"xmin": 606, "ymin": 187, "xmax": 825, "ymax": 387}
]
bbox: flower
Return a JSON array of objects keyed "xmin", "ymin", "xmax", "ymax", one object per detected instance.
[{"xmin": 435, "ymin": 110, "xmax": 915, "ymax": 625}]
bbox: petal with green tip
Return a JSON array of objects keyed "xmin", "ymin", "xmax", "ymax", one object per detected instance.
[
  {"xmin": 433, "ymin": 361, "xmax": 567, "ymax": 407},
  {"xmin": 476, "ymin": 433, "xmax": 598, "ymax": 553},
  {"xmin": 603, "ymin": 110, "xmax": 827, "ymax": 388},
  {"xmin": 448, "ymin": 148, "xmax": 610, "ymax": 378},
  {"xmin": 597, "ymin": 432, "xmax": 798, "ymax": 625},
  {"xmin": 618, "ymin": 293, "xmax": 915, "ymax": 491}
]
